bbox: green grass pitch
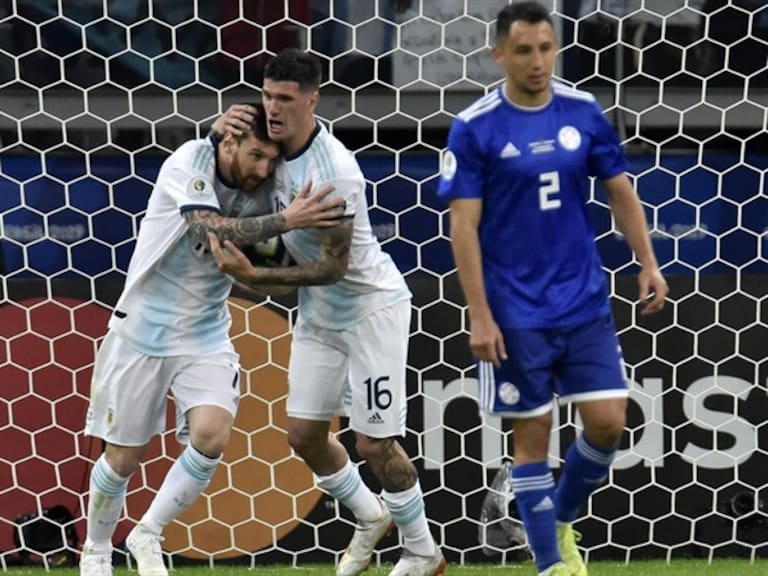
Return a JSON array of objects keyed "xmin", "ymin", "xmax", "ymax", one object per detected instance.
[{"xmin": 4, "ymin": 560, "xmax": 767, "ymax": 576}]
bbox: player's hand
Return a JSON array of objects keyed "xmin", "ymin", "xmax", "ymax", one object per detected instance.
[
  {"xmin": 469, "ymin": 313, "xmax": 508, "ymax": 368},
  {"xmin": 282, "ymin": 180, "xmax": 346, "ymax": 230},
  {"xmin": 638, "ymin": 264, "xmax": 668, "ymax": 315},
  {"xmin": 210, "ymin": 104, "xmax": 257, "ymax": 138},
  {"xmin": 208, "ymin": 233, "xmax": 256, "ymax": 280}
]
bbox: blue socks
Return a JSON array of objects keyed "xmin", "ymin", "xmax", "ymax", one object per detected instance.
[
  {"xmin": 511, "ymin": 462, "xmax": 560, "ymax": 573},
  {"xmin": 555, "ymin": 433, "xmax": 616, "ymax": 523}
]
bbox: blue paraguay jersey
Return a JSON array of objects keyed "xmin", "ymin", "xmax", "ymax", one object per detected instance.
[{"xmin": 438, "ymin": 82, "xmax": 628, "ymax": 329}]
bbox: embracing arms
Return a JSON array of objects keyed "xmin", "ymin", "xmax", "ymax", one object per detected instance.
[
  {"xmin": 184, "ymin": 180, "xmax": 343, "ymax": 247},
  {"xmin": 208, "ymin": 221, "xmax": 352, "ymax": 287}
]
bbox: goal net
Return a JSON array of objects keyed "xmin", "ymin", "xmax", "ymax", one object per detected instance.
[{"xmin": 1, "ymin": 0, "xmax": 766, "ymax": 568}]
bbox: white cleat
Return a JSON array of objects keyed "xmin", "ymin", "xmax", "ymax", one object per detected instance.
[
  {"xmin": 79, "ymin": 545, "xmax": 113, "ymax": 576},
  {"xmin": 388, "ymin": 542, "xmax": 446, "ymax": 576},
  {"xmin": 337, "ymin": 500, "xmax": 395, "ymax": 576},
  {"xmin": 126, "ymin": 522, "xmax": 169, "ymax": 576}
]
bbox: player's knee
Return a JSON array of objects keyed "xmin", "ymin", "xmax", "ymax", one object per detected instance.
[
  {"xmin": 354, "ymin": 435, "xmax": 383, "ymax": 462},
  {"xmin": 586, "ymin": 413, "xmax": 626, "ymax": 448},
  {"xmin": 287, "ymin": 426, "xmax": 323, "ymax": 459},
  {"xmin": 189, "ymin": 425, "xmax": 230, "ymax": 457},
  {"xmin": 104, "ymin": 444, "xmax": 144, "ymax": 478}
]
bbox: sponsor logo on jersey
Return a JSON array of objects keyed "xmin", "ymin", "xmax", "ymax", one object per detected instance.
[{"xmin": 500, "ymin": 142, "xmax": 521, "ymax": 158}]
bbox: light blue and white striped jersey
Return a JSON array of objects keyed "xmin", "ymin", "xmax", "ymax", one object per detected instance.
[
  {"xmin": 109, "ymin": 136, "xmax": 274, "ymax": 356},
  {"xmin": 274, "ymin": 122, "xmax": 411, "ymax": 329}
]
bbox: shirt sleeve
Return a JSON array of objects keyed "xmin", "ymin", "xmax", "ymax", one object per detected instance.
[
  {"xmin": 162, "ymin": 145, "xmax": 221, "ymax": 214},
  {"xmin": 437, "ymin": 118, "xmax": 486, "ymax": 200},
  {"xmin": 587, "ymin": 100, "xmax": 629, "ymax": 180},
  {"xmin": 316, "ymin": 177, "xmax": 359, "ymax": 219}
]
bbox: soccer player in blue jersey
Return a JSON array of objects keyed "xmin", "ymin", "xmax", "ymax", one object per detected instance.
[{"xmin": 438, "ymin": 3, "xmax": 668, "ymax": 576}]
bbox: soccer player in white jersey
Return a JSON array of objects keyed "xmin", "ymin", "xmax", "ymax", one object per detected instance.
[
  {"xmin": 79, "ymin": 103, "xmax": 345, "ymax": 576},
  {"xmin": 207, "ymin": 50, "xmax": 445, "ymax": 576},
  {"xmin": 438, "ymin": 4, "xmax": 668, "ymax": 576}
]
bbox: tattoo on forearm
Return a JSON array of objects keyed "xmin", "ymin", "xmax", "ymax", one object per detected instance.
[
  {"xmin": 245, "ymin": 223, "xmax": 352, "ymax": 286},
  {"xmin": 185, "ymin": 210, "xmax": 287, "ymax": 246},
  {"xmin": 367, "ymin": 438, "xmax": 418, "ymax": 492}
]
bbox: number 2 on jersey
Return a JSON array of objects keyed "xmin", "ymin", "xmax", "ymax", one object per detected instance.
[{"xmin": 539, "ymin": 171, "xmax": 561, "ymax": 211}]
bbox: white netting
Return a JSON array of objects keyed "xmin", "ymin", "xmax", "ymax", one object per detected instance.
[{"xmin": 0, "ymin": 0, "xmax": 766, "ymax": 569}]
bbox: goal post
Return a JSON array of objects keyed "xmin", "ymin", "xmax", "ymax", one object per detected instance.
[{"xmin": 0, "ymin": 0, "xmax": 766, "ymax": 567}]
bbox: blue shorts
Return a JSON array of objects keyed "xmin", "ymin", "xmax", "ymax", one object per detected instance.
[{"xmin": 478, "ymin": 314, "xmax": 628, "ymax": 417}]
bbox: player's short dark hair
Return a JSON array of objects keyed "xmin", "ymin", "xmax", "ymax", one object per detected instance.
[
  {"xmin": 263, "ymin": 49, "xmax": 322, "ymax": 92},
  {"xmin": 496, "ymin": 2, "xmax": 554, "ymax": 42},
  {"xmin": 235, "ymin": 102, "xmax": 270, "ymax": 144}
]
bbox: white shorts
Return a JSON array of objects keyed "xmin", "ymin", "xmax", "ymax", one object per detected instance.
[
  {"xmin": 286, "ymin": 299, "xmax": 410, "ymax": 438},
  {"xmin": 85, "ymin": 331, "xmax": 241, "ymax": 447}
]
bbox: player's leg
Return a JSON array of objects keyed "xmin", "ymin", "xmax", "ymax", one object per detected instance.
[
  {"xmin": 126, "ymin": 350, "xmax": 240, "ymax": 576},
  {"xmin": 346, "ymin": 301, "xmax": 444, "ymax": 576},
  {"xmin": 81, "ymin": 332, "xmax": 170, "ymax": 576},
  {"xmin": 285, "ymin": 318, "xmax": 385, "ymax": 576},
  {"xmin": 554, "ymin": 314, "xmax": 629, "ymax": 576},
  {"xmin": 482, "ymin": 327, "xmax": 565, "ymax": 576}
]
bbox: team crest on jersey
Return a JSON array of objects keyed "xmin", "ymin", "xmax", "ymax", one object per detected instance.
[
  {"xmin": 498, "ymin": 382, "xmax": 520, "ymax": 405},
  {"xmin": 187, "ymin": 177, "xmax": 210, "ymax": 198},
  {"xmin": 441, "ymin": 150, "xmax": 457, "ymax": 180},
  {"xmin": 558, "ymin": 126, "xmax": 582, "ymax": 151}
]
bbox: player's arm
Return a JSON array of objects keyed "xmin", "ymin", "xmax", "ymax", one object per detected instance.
[
  {"xmin": 602, "ymin": 173, "xmax": 668, "ymax": 314},
  {"xmin": 232, "ymin": 279, "xmax": 295, "ymax": 298},
  {"xmin": 207, "ymin": 222, "xmax": 352, "ymax": 286},
  {"xmin": 449, "ymin": 199, "xmax": 507, "ymax": 367},
  {"xmin": 184, "ymin": 180, "xmax": 343, "ymax": 247}
]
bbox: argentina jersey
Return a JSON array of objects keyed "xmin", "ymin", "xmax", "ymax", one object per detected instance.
[
  {"xmin": 110, "ymin": 137, "xmax": 273, "ymax": 356},
  {"xmin": 274, "ymin": 123, "xmax": 411, "ymax": 329},
  {"xmin": 438, "ymin": 82, "xmax": 628, "ymax": 329}
]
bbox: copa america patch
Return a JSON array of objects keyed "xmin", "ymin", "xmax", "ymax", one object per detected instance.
[
  {"xmin": 498, "ymin": 382, "xmax": 520, "ymax": 405},
  {"xmin": 187, "ymin": 177, "xmax": 210, "ymax": 198},
  {"xmin": 558, "ymin": 126, "xmax": 581, "ymax": 151}
]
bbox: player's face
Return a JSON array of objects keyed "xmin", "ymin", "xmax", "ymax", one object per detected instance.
[
  {"xmin": 494, "ymin": 20, "xmax": 558, "ymax": 105},
  {"xmin": 229, "ymin": 134, "xmax": 280, "ymax": 192},
  {"xmin": 262, "ymin": 79, "xmax": 318, "ymax": 147}
]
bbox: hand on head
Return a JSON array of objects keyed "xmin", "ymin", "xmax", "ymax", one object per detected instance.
[{"xmin": 211, "ymin": 104, "xmax": 257, "ymax": 139}]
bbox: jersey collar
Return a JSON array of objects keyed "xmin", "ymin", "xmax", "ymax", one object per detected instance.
[
  {"xmin": 285, "ymin": 121, "xmax": 322, "ymax": 161},
  {"xmin": 498, "ymin": 84, "xmax": 553, "ymax": 112}
]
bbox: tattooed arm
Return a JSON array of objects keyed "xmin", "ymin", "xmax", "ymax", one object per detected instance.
[
  {"xmin": 184, "ymin": 180, "xmax": 343, "ymax": 247},
  {"xmin": 208, "ymin": 222, "xmax": 352, "ymax": 286},
  {"xmin": 185, "ymin": 209, "xmax": 288, "ymax": 247}
]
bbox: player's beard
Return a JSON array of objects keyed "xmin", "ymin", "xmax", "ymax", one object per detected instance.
[{"xmin": 231, "ymin": 155, "xmax": 261, "ymax": 192}]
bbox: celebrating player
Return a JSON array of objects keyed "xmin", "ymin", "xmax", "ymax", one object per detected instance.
[
  {"xmin": 208, "ymin": 50, "xmax": 445, "ymax": 576},
  {"xmin": 80, "ymin": 103, "xmax": 344, "ymax": 576},
  {"xmin": 438, "ymin": 3, "xmax": 668, "ymax": 576}
]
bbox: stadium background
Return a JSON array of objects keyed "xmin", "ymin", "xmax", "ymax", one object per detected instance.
[{"xmin": 0, "ymin": 0, "xmax": 766, "ymax": 568}]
